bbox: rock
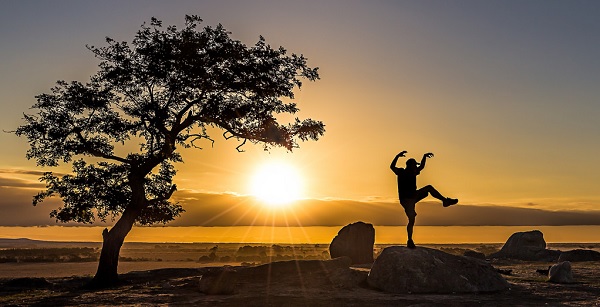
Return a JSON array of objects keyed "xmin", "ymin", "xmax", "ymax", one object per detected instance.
[
  {"xmin": 463, "ymin": 250, "xmax": 486, "ymax": 260},
  {"xmin": 548, "ymin": 261, "xmax": 574, "ymax": 283},
  {"xmin": 558, "ymin": 249, "xmax": 600, "ymax": 262},
  {"xmin": 329, "ymin": 221, "xmax": 375, "ymax": 264},
  {"xmin": 198, "ymin": 267, "xmax": 238, "ymax": 295},
  {"xmin": 4, "ymin": 277, "xmax": 52, "ymax": 289},
  {"xmin": 491, "ymin": 230, "xmax": 544, "ymax": 259},
  {"xmin": 490, "ymin": 230, "xmax": 560, "ymax": 261},
  {"xmin": 239, "ymin": 256, "xmax": 351, "ymax": 278},
  {"xmin": 536, "ymin": 267, "xmax": 551, "ymax": 275},
  {"xmin": 496, "ymin": 268, "xmax": 512, "ymax": 275},
  {"xmin": 368, "ymin": 246, "xmax": 508, "ymax": 293},
  {"xmin": 237, "ymin": 257, "xmax": 364, "ymax": 288}
]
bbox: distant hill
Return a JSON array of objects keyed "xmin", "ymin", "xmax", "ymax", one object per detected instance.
[
  {"xmin": 0, "ymin": 238, "xmax": 45, "ymax": 244},
  {"xmin": 0, "ymin": 238, "xmax": 101, "ymax": 249},
  {"xmin": 0, "ymin": 238, "xmax": 47, "ymax": 248}
]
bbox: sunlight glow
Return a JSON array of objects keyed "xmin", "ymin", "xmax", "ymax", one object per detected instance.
[{"xmin": 250, "ymin": 162, "xmax": 303, "ymax": 208}]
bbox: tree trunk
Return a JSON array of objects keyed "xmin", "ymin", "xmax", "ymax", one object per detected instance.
[
  {"xmin": 88, "ymin": 166, "xmax": 159, "ymax": 288},
  {"xmin": 88, "ymin": 206, "xmax": 140, "ymax": 288}
]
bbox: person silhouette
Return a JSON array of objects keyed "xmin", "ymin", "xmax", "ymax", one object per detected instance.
[{"xmin": 390, "ymin": 151, "xmax": 458, "ymax": 248}]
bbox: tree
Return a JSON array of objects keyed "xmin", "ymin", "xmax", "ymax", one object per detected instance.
[{"xmin": 15, "ymin": 15, "xmax": 324, "ymax": 287}]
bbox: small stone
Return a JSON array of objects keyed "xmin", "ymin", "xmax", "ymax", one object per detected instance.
[{"xmin": 548, "ymin": 261, "xmax": 574, "ymax": 284}]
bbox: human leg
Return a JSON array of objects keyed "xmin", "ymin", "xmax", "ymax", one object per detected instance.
[
  {"xmin": 415, "ymin": 185, "xmax": 444, "ymax": 201},
  {"xmin": 401, "ymin": 199, "xmax": 417, "ymax": 248},
  {"xmin": 406, "ymin": 216, "xmax": 416, "ymax": 248},
  {"xmin": 415, "ymin": 185, "xmax": 458, "ymax": 207}
]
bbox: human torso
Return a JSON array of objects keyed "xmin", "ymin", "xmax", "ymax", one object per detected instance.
[{"xmin": 394, "ymin": 168, "xmax": 418, "ymax": 199}]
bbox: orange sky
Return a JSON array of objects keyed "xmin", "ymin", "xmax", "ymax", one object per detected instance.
[{"xmin": 1, "ymin": 1, "xmax": 600, "ymax": 234}]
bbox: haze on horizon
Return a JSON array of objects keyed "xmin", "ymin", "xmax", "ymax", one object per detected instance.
[{"xmin": 1, "ymin": 1, "xmax": 600, "ymax": 234}]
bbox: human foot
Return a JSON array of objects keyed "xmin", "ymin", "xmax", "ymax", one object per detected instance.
[
  {"xmin": 407, "ymin": 239, "xmax": 416, "ymax": 249},
  {"xmin": 443, "ymin": 198, "xmax": 458, "ymax": 207}
]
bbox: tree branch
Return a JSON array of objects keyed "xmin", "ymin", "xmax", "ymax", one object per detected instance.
[
  {"xmin": 174, "ymin": 92, "xmax": 205, "ymax": 128},
  {"xmin": 74, "ymin": 131, "xmax": 131, "ymax": 164},
  {"xmin": 185, "ymin": 133, "xmax": 214, "ymax": 149},
  {"xmin": 236, "ymin": 138, "xmax": 247, "ymax": 152},
  {"xmin": 146, "ymin": 184, "xmax": 177, "ymax": 205},
  {"xmin": 223, "ymin": 131, "xmax": 235, "ymax": 140}
]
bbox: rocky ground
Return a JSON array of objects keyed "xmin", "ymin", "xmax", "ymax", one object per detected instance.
[{"xmin": 1, "ymin": 258, "xmax": 599, "ymax": 306}]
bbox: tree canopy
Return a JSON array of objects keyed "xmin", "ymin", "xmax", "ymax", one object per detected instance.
[{"xmin": 16, "ymin": 15, "xmax": 324, "ymax": 226}]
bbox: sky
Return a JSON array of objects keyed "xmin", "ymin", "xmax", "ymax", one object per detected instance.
[{"xmin": 1, "ymin": 1, "xmax": 600, "ymax": 232}]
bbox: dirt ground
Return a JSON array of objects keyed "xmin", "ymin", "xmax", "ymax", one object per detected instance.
[{"xmin": 1, "ymin": 259, "xmax": 599, "ymax": 306}]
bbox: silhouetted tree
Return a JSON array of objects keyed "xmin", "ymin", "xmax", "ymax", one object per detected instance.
[{"xmin": 15, "ymin": 15, "xmax": 324, "ymax": 287}]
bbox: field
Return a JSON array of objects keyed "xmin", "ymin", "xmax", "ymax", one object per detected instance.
[{"xmin": 1, "ymin": 239, "xmax": 600, "ymax": 306}]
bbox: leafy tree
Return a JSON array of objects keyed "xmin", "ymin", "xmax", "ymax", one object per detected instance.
[{"xmin": 15, "ymin": 15, "xmax": 324, "ymax": 287}]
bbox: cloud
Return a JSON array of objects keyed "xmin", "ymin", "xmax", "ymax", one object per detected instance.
[
  {"xmin": 0, "ymin": 176, "xmax": 45, "ymax": 189},
  {"xmin": 0, "ymin": 186, "xmax": 63, "ymax": 226},
  {"xmin": 0, "ymin": 168, "xmax": 106, "ymax": 226},
  {"xmin": 2, "ymin": 187, "xmax": 600, "ymax": 227},
  {"xmin": 0, "ymin": 168, "xmax": 67, "ymax": 189},
  {"xmin": 168, "ymin": 191, "xmax": 400, "ymax": 227},
  {"xmin": 0, "ymin": 169, "xmax": 49, "ymax": 176},
  {"xmin": 168, "ymin": 190, "xmax": 600, "ymax": 227}
]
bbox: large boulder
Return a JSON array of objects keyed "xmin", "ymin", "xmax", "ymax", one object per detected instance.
[
  {"xmin": 548, "ymin": 261, "xmax": 574, "ymax": 283},
  {"xmin": 329, "ymin": 221, "xmax": 375, "ymax": 264},
  {"xmin": 490, "ymin": 230, "xmax": 560, "ymax": 261},
  {"xmin": 558, "ymin": 249, "xmax": 600, "ymax": 262},
  {"xmin": 368, "ymin": 246, "xmax": 509, "ymax": 293}
]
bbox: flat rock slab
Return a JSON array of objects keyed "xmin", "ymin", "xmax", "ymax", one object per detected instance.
[
  {"xmin": 558, "ymin": 249, "xmax": 600, "ymax": 262},
  {"xmin": 368, "ymin": 246, "xmax": 509, "ymax": 294},
  {"xmin": 236, "ymin": 257, "xmax": 366, "ymax": 289}
]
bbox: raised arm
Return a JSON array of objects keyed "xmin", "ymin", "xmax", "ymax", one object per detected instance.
[
  {"xmin": 390, "ymin": 151, "xmax": 407, "ymax": 171},
  {"xmin": 417, "ymin": 152, "xmax": 434, "ymax": 171}
]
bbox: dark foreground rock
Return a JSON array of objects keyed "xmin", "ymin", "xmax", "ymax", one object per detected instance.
[
  {"xmin": 198, "ymin": 267, "xmax": 238, "ymax": 294},
  {"xmin": 3, "ymin": 277, "xmax": 52, "ymax": 289},
  {"xmin": 197, "ymin": 257, "xmax": 368, "ymax": 295},
  {"xmin": 368, "ymin": 246, "xmax": 509, "ymax": 294},
  {"xmin": 329, "ymin": 221, "xmax": 375, "ymax": 264},
  {"xmin": 463, "ymin": 250, "xmax": 486, "ymax": 260},
  {"xmin": 490, "ymin": 230, "xmax": 560, "ymax": 261},
  {"xmin": 558, "ymin": 249, "xmax": 600, "ymax": 262},
  {"xmin": 548, "ymin": 261, "xmax": 574, "ymax": 283},
  {"xmin": 3, "ymin": 261, "xmax": 600, "ymax": 306},
  {"xmin": 237, "ymin": 256, "xmax": 366, "ymax": 289}
]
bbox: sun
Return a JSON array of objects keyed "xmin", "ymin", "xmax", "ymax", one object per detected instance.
[{"xmin": 250, "ymin": 162, "xmax": 303, "ymax": 207}]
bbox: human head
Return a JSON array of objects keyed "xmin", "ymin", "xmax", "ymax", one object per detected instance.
[{"xmin": 406, "ymin": 158, "xmax": 418, "ymax": 169}]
